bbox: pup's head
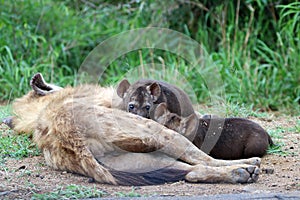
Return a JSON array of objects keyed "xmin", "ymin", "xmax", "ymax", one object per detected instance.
[
  {"xmin": 117, "ymin": 79, "xmax": 161, "ymax": 118},
  {"xmin": 154, "ymin": 103, "xmax": 199, "ymax": 140}
]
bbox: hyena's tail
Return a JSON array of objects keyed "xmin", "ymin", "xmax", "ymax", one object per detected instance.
[{"xmin": 109, "ymin": 167, "xmax": 188, "ymax": 186}]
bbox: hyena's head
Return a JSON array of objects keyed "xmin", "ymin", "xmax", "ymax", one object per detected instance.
[
  {"xmin": 116, "ymin": 79, "xmax": 161, "ymax": 118},
  {"xmin": 154, "ymin": 103, "xmax": 199, "ymax": 140},
  {"xmin": 2, "ymin": 73, "xmax": 62, "ymax": 132}
]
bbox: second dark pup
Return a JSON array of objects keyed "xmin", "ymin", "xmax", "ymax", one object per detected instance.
[{"xmin": 154, "ymin": 103, "xmax": 274, "ymax": 160}]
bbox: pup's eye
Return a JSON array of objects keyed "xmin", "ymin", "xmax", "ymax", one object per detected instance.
[
  {"xmin": 128, "ymin": 104, "xmax": 134, "ymax": 110},
  {"xmin": 145, "ymin": 105, "xmax": 151, "ymax": 110}
]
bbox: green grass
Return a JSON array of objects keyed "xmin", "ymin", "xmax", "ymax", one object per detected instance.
[
  {"xmin": 0, "ymin": 129, "xmax": 40, "ymax": 161},
  {"xmin": 267, "ymin": 118, "xmax": 300, "ymax": 156},
  {"xmin": 115, "ymin": 187, "xmax": 144, "ymax": 197},
  {"xmin": 0, "ymin": 105, "xmax": 40, "ymax": 164},
  {"xmin": 32, "ymin": 185, "xmax": 107, "ymax": 200},
  {"xmin": 267, "ymin": 126, "xmax": 289, "ymax": 156},
  {"xmin": 0, "ymin": 0, "xmax": 299, "ymax": 115}
]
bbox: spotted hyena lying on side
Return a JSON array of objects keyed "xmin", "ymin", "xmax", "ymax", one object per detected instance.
[
  {"xmin": 154, "ymin": 103, "xmax": 274, "ymax": 160},
  {"xmin": 3, "ymin": 73, "xmax": 261, "ymax": 185}
]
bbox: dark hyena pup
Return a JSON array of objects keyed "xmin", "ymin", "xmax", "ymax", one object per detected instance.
[
  {"xmin": 154, "ymin": 103, "xmax": 274, "ymax": 160},
  {"xmin": 116, "ymin": 79, "xmax": 195, "ymax": 119}
]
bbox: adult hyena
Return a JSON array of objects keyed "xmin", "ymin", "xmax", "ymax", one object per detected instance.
[{"xmin": 3, "ymin": 73, "xmax": 261, "ymax": 185}]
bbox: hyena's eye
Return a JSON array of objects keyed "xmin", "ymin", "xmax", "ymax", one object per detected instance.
[
  {"xmin": 128, "ymin": 104, "xmax": 135, "ymax": 110},
  {"xmin": 145, "ymin": 105, "xmax": 151, "ymax": 111}
]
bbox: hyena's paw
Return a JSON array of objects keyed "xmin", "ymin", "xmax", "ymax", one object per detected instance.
[{"xmin": 231, "ymin": 164, "xmax": 260, "ymax": 183}]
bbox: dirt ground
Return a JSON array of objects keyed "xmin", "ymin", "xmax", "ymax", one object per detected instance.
[{"xmin": 0, "ymin": 115, "xmax": 299, "ymax": 199}]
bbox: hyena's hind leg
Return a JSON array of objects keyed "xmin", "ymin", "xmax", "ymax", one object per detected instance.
[
  {"xmin": 41, "ymin": 144, "xmax": 117, "ymax": 185},
  {"xmin": 34, "ymin": 123, "xmax": 117, "ymax": 184}
]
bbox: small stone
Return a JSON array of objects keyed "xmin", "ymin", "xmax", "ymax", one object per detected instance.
[
  {"xmin": 18, "ymin": 165, "xmax": 26, "ymax": 170},
  {"xmin": 262, "ymin": 168, "xmax": 274, "ymax": 174}
]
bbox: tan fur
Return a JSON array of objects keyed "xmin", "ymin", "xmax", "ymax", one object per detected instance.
[{"xmin": 9, "ymin": 76, "xmax": 262, "ymax": 185}]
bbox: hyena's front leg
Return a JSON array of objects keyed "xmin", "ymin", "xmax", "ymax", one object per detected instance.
[
  {"xmin": 97, "ymin": 152, "xmax": 260, "ymax": 184},
  {"xmin": 141, "ymin": 120, "xmax": 261, "ymax": 167},
  {"xmin": 110, "ymin": 118, "xmax": 261, "ymax": 168}
]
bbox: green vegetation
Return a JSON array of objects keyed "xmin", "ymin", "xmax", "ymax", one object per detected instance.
[
  {"xmin": 32, "ymin": 184, "xmax": 106, "ymax": 200},
  {"xmin": 0, "ymin": 106, "xmax": 40, "ymax": 164},
  {"xmin": 267, "ymin": 126, "xmax": 289, "ymax": 156},
  {"xmin": 115, "ymin": 187, "xmax": 144, "ymax": 197},
  {"xmin": 0, "ymin": 0, "xmax": 299, "ymax": 114},
  {"xmin": 0, "ymin": 128, "xmax": 40, "ymax": 162}
]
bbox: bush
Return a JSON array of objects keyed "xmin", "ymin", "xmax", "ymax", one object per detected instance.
[{"xmin": 0, "ymin": 0, "xmax": 299, "ymax": 114}]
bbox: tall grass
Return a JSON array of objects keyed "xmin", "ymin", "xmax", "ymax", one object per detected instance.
[{"xmin": 0, "ymin": 0, "xmax": 299, "ymax": 115}]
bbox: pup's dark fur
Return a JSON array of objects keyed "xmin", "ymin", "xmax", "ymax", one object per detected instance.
[{"xmin": 117, "ymin": 79, "xmax": 195, "ymax": 119}]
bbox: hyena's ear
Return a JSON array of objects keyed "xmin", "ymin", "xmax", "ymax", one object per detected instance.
[
  {"xmin": 154, "ymin": 103, "xmax": 169, "ymax": 121},
  {"xmin": 30, "ymin": 73, "xmax": 62, "ymax": 96},
  {"xmin": 117, "ymin": 79, "xmax": 131, "ymax": 98},
  {"xmin": 147, "ymin": 82, "xmax": 161, "ymax": 102},
  {"xmin": 182, "ymin": 113, "xmax": 199, "ymax": 140}
]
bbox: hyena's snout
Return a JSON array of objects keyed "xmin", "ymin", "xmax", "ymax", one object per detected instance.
[{"xmin": 2, "ymin": 116, "xmax": 14, "ymax": 129}]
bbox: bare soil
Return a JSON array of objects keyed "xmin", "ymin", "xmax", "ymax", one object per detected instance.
[{"xmin": 0, "ymin": 115, "xmax": 299, "ymax": 199}]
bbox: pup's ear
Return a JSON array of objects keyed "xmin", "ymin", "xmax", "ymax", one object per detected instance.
[
  {"xmin": 182, "ymin": 113, "xmax": 199, "ymax": 140},
  {"xmin": 147, "ymin": 82, "xmax": 161, "ymax": 102},
  {"xmin": 154, "ymin": 103, "xmax": 169, "ymax": 121},
  {"xmin": 117, "ymin": 79, "xmax": 131, "ymax": 98},
  {"xmin": 30, "ymin": 73, "xmax": 62, "ymax": 96}
]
